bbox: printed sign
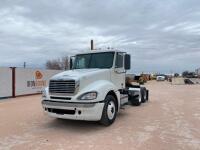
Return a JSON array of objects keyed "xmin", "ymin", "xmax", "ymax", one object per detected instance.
[
  {"xmin": 27, "ymin": 70, "xmax": 47, "ymax": 89},
  {"xmin": 35, "ymin": 71, "xmax": 43, "ymax": 79},
  {"xmin": 15, "ymin": 68, "xmax": 62, "ymax": 96}
]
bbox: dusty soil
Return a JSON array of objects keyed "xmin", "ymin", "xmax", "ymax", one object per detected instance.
[{"xmin": 0, "ymin": 81, "xmax": 200, "ymax": 150}]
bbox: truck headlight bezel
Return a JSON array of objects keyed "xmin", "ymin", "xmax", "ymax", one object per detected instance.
[{"xmin": 78, "ymin": 91, "xmax": 98, "ymax": 100}]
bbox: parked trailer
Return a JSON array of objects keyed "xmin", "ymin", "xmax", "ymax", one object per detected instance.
[{"xmin": 42, "ymin": 50, "xmax": 149, "ymax": 126}]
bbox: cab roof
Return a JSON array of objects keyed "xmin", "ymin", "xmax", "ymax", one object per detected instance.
[{"xmin": 75, "ymin": 49, "xmax": 125, "ymax": 55}]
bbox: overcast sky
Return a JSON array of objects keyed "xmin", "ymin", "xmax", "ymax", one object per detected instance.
[{"xmin": 0, "ymin": 0, "xmax": 200, "ymax": 73}]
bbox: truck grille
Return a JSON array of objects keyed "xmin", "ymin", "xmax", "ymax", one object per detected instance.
[{"xmin": 49, "ymin": 80, "xmax": 76, "ymax": 94}]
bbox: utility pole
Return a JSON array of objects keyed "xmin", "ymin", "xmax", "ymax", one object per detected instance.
[
  {"xmin": 23, "ymin": 62, "xmax": 26, "ymax": 68},
  {"xmin": 91, "ymin": 39, "xmax": 94, "ymax": 50}
]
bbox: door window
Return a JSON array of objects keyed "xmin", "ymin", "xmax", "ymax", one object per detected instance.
[{"xmin": 115, "ymin": 53, "xmax": 123, "ymax": 68}]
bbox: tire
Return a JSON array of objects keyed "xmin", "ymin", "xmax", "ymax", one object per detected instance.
[
  {"xmin": 129, "ymin": 93, "xmax": 141, "ymax": 106},
  {"xmin": 141, "ymin": 87, "xmax": 147, "ymax": 103},
  {"xmin": 100, "ymin": 95, "xmax": 117, "ymax": 126},
  {"xmin": 146, "ymin": 90, "xmax": 149, "ymax": 101}
]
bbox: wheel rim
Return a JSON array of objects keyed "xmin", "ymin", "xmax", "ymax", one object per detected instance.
[{"xmin": 107, "ymin": 101, "xmax": 115, "ymax": 120}]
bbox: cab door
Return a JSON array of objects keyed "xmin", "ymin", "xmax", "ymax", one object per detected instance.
[{"xmin": 111, "ymin": 52, "xmax": 126, "ymax": 89}]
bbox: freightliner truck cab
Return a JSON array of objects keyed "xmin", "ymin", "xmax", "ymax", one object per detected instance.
[{"xmin": 42, "ymin": 50, "xmax": 149, "ymax": 126}]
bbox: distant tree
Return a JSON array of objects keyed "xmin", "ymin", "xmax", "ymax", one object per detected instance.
[
  {"xmin": 46, "ymin": 59, "xmax": 60, "ymax": 70},
  {"xmin": 46, "ymin": 56, "xmax": 69, "ymax": 70},
  {"xmin": 60, "ymin": 56, "xmax": 69, "ymax": 70}
]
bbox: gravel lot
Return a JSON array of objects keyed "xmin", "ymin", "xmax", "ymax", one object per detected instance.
[{"xmin": 0, "ymin": 81, "xmax": 200, "ymax": 150}]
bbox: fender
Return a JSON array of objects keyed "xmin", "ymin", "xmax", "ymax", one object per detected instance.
[{"xmin": 75, "ymin": 80, "xmax": 120, "ymax": 107}]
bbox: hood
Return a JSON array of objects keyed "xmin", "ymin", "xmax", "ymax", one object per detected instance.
[{"xmin": 51, "ymin": 69, "xmax": 110, "ymax": 81}]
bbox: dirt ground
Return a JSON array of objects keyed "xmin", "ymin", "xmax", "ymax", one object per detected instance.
[{"xmin": 0, "ymin": 81, "xmax": 200, "ymax": 150}]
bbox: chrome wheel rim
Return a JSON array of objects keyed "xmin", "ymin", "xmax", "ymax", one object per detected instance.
[{"xmin": 107, "ymin": 101, "xmax": 115, "ymax": 120}]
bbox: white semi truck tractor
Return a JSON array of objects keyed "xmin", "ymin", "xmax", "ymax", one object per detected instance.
[{"xmin": 42, "ymin": 50, "xmax": 149, "ymax": 126}]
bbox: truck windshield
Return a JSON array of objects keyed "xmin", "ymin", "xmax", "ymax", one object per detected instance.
[{"xmin": 73, "ymin": 52, "xmax": 114, "ymax": 69}]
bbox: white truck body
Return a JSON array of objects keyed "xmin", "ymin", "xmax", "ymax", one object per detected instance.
[{"xmin": 42, "ymin": 50, "xmax": 148, "ymax": 125}]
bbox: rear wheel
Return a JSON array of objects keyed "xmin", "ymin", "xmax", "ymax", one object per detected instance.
[
  {"xmin": 146, "ymin": 90, "xmax": 149, "ymax": 101},
  {"xmin": 141, "ymin": 87, "xmax": 147, "ymax": 103},
  {"xmin": 100, "ymin": 95, "xmax": 117, "ymax": 126},
  {"xmin": 129, "ymin": 92, "xmax": 141, "ymax": 106}
]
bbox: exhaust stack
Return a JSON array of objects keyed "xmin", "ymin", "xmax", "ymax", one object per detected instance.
[{"xmin": 91, "ymin": 39, "xmax": 94, "ymax": 50}]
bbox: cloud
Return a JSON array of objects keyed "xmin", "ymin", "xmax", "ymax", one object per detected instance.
[{"xmin": 0, "ymin": 0, "xmax": 200, "ymax": 73}]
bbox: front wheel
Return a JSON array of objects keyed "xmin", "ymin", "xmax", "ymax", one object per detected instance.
[{"xmin": 100, "ymin": 95, "xmax": 117, "ymax": 126}]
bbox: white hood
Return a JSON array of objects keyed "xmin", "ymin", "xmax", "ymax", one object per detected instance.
[
  {"xmin": 50, "ymin": 69, "xmax": 111, "ymax": 90},
  {"xmin": 51, "ymin": 69, "xmax": 109, "ymax": 80}
]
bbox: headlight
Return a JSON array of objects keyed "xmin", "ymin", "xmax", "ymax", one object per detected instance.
[{"xmin": 78, "ymin": 91, "xmax": 97, "ymax": 100}]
